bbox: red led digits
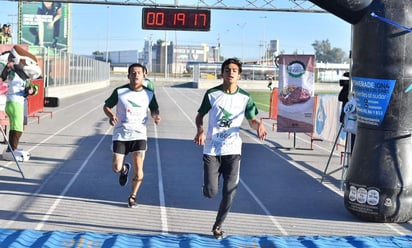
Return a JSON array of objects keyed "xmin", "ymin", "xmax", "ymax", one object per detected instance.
[
  {"xmin": 174, "ymin": 13, "xmax": 186, "ymax": 26},
  {"xmin": 145, "ymin": 11, "xmax": 165, "ymax": 26},
  {"xmin": 195, "ymin": 13, "xmax": 208, "ymax": 26},
  {"xmin": 142, "ymin": 8, "xmax": 211, "ymax": 31}
]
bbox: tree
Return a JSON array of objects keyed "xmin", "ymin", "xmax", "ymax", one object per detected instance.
[
  {"xmin": 312, "ymin": 39, "xmax": 348, "ymax": 63},
  {"xmin": 92, "ymin": 51, "xmax": 104, "ymax": 56}
]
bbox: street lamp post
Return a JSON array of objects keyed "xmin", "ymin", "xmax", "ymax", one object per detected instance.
[
  {"xmin": 217, "ymin": 33, "xmax": 221, "ymax": 62},
  {"xmin": 164, "ymin": 31, "xmax": 168, "ymax": 78},
  {"xmin": 148, "ymin": 34, "xmax": 153, "ymax": 72},
  {"xmin": 260, "ymin": 16, "xmax": 267, "ymax": 64},
  {"xmin": 236, "ymin": 23, "xmax": 246, "ymax": 62},
  {"xmin": 105, "ymin": 6, "xmax": 110, "ymax": 63}
]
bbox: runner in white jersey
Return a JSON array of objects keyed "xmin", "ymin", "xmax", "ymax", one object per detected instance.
[
  {"xmin": 194, "ymin": 58, "xmax": 267, "ymax": 239},
  {"xmin": 103, "ymin": 63, "xmax": 161, "ymax": 208}
]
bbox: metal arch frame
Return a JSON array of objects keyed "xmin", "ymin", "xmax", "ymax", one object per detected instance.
[{"xmin": 7, "ymin": 0, "xmax": 326, "ymax": 13}]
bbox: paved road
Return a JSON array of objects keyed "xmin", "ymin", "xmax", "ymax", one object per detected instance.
[{"xmin": 0, "ymin": 84, "xmax": 411, "ymax": 239}]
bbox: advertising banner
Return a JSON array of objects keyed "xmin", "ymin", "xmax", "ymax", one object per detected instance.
[
  {"xmin": 20, "ymin": 2, "xmax": 69, "ymax": 50},
  {"xmin": 277, "ymin": 55, "xmax": 315, "ymax": 132},
  {"xmin": 313, "ymin": 94, "xmax": 345, "ymax": 145},
  {"xmin": 352, "ymin": 77, "xmax": 396, "ymax": 127}
]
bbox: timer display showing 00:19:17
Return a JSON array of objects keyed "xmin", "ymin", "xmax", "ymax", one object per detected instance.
[{"xmin": 142, "ymin": 8, "xmax": 211, "ymax": 31}]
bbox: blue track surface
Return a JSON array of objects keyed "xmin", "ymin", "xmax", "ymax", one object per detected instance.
[{"xmin": 0, "ymin": 229, "xmax": 411, "ymax": 248}]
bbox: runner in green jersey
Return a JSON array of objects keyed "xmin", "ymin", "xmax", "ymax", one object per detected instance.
[{"xmin": 194, "ymin": 58, "xmax": 267, "ymax": 239}]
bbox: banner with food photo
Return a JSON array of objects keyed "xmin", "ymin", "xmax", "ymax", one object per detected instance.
[{"xmin": 277, "ymin": 55, "xmax": 315, "ymax": 132}]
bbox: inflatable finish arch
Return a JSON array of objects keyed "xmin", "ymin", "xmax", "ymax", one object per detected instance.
[{"xmin": 309, "ymin": 0, "xmax": 412, "ymax": 222}]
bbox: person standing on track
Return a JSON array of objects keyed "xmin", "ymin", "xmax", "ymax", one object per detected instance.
[
  {"xmin": 103, "ymin": 63, "xmax": 161, "ymax": 208},
  {"xmin": 0, "ymin": 45, "xmax": 41, "ymax": 161},
  {"xmin": 194, "ymin": 58, "xmax": 267, "ymax": 239}
]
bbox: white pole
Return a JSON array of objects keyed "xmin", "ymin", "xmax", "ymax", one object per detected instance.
[
  {"xmin": 164, "ymin": 31, "xmax": 167, "ymax": 78},
  {"xmin": 105, "ymin": 6, "xmax": 110, "ymax": 63}
]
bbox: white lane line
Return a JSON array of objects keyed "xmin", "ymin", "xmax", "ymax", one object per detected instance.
[
  {"xmin": 27, "ymin": 105, "xmax": 103, "ymax": 153},
  {"xmin": 35, "ymin": 126, "xmax": 111, "ymax": 230},
  {"xmin": 164, "ymin": 87, "xmax": 408, "ymax": 236},
  {"xmin": 241, "ymin": 130, "xmax": 409, "ymax": 236},
  {"xmin": 0, "ymin": 92, "xmax": 108, "ymax": 174},
  {"xmin": 161, "ymin": 87, "xmax": 196, "ymax": 128},
  {"xmin": 4, "ymin": 104, "xmax": 109, "ymax": 229},
  {"xmin": 242, "ymin": 129, "xmax": 344, "ymax": 197},
  {"xmin": 26, "ymin": 90, "xmax": 108, "ymax": 125},
  {"xmin": 161, "ymin": 87, "xmax": 288, "ymax": 234},
  {"xmin": 153, "ymin": 123, "xmax": 169, "ymax": 234},
  {"xmin": 240, "ymin": 178, "xmax": 288, "ymax": 235}
]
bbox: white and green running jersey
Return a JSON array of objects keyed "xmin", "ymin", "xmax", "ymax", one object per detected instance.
[
  {"xmin": 105, "ymin": 84, "xmax": 159, "ymax": 141},
  {"xmin": 198, "ymin": 84, "xmax": 258, "ymax": 156},
  {"xmin": 5, "ymin": 72, "xmax": 30, "ymax": 104},
  {"xmin": 143, "ymin": 78, "xmax": 154, "ymax": 89}
]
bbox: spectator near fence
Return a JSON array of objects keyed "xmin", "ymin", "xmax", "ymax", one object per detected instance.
[{"xmin": 0, "ymin": 24, "xmax": 12, "ymax": 44}]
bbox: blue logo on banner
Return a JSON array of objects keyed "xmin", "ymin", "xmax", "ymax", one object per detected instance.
[
  {"xmin": 352, "ymin": 77, "xmax": 396, "ymax": 126},
  {"xmin": 405, "ymin": 84, "xmax": 412, "ymax": 93},
  {"xmin": 315, "ymin": 97, "xmax": 325, "ymax": 134}
]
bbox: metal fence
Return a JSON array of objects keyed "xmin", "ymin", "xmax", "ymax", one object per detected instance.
[{"xmin": 35, "ymin": 48, "xmax": 110, "ymax": 88}]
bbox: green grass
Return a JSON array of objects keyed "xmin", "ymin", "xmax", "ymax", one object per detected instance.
[
  {"xmin": 250, "ymin": 89, "xmax": 339, "ymax": 113},
  {"xmin": 249, "ymin": 91, "xmax": 271, "ymax": 112}
]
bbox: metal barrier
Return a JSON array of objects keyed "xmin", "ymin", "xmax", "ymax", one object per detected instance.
[
  {"xmin": 1, "ymin": 45, "xmax": 110, "ymax": 125},
  {"xmin": 33, "ymin": 47, "xmax": 111, "ymax": 88}
]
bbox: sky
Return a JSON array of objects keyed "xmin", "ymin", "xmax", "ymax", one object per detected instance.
[{"xmin": 0, "ymin": 1, "xmax": 352, "ymax": 61}]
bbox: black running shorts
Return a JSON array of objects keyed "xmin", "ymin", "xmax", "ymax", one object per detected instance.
[{"xmin": 112, "ymin": 140, "xmax": 147, "ymax": 155}]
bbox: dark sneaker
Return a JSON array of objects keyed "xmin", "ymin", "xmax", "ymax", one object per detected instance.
[
  {"xmin": 118, "ymin": 163, "xmax": 130, "ymax": 186},
  {"xmin": 212, "ymin": 226, "xmax": 224, "ymax": 240},
  {"xmin": 128, "ymin": 195, "xmax": 137, "ymax": 208}
]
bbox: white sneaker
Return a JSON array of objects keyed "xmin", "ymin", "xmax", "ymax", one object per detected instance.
[
  {"xmin": 2, "ymin": 150, "xmax": 19, "ymax": 161},
  {"xmin": 2, "ymin": 150, "xmax": 30, "ymax": 162}
]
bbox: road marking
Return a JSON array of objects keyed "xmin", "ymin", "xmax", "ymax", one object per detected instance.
[
  {"xmin": 4, "ymin": 104, "xmax": 109, "ymax": 229},
  {"xmin": 35, "ymin": 114, "xmax": 111, "ymax": 230},
  {"xmin": 241, "ymin": 129, "xmax": 407, "ymax": 236},
  {"xmin": 153, "ymin": 123, "xmax": 169, "ymax": 234},
  {"xmin": 161, "ymin": 87, "xmax": 288, "ymax": 234},
  {"xmin": 27, "ymin": 90, "xmax": 108, "ymax": 125},
  {"xmin": 240, "ymin": 178, "xmax": 288, "ymax": 235},
  {"xmin": 161, "ymin": 87, "xmax": 196, "ymax": 128}
]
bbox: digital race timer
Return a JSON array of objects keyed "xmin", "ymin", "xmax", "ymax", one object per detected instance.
[{"xmin": 142, "ymin": 8, "xmax": 211, "ymax": 31}]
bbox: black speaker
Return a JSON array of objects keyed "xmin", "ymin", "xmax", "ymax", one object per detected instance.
[{"xmin": 44, "ymin": 97, "xmax": 59, "ymax": 107}]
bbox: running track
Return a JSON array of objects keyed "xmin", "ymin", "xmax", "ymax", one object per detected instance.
[{"xmin": 0, "ymin": 83, "xmax": 410, "ymax": 247}]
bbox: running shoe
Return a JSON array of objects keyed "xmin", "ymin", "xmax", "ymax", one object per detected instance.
[
  {"xmin": 212, "ymin": 226, "xmax": 224, "ymax": 240},
  {"xmin": 118, "ymin": 163, "xmax": 130, "ymax": 186},
  {"xmin": 128, "ymin": 195, "xmax": 137, "ymax": 208}
]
